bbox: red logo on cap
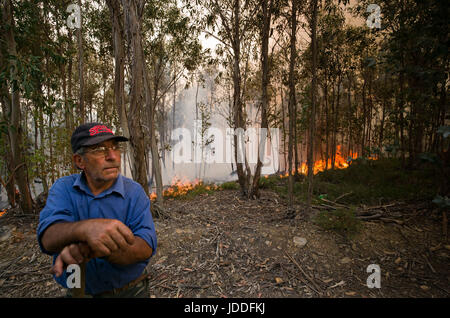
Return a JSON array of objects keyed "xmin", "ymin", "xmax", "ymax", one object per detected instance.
[{"xmin": 89, "ymin": 125, "xmax": 113, "ymax": 136}]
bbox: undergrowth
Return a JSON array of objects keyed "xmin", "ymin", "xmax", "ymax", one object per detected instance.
[{"xmin": 312, "ymin": 208, "xmax": 362, "ymax": 239}]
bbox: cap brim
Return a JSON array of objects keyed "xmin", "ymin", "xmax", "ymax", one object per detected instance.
[{"xmin": 82, "ymin": 135, "xmax": 129, "ymax": 147}]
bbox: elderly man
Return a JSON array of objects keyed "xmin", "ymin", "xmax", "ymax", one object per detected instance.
[{"xmin": 37, "ymin": 122, "xmax": 157, "ymax": 297}]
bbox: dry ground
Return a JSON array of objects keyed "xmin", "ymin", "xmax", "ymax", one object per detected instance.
[{"xmin": 0, "ymin": 188, "xmax": 449, "ymax": 298}]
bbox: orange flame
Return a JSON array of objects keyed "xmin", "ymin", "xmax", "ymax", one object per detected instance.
[
  {"xmin": 280, "ymin": 145, "xmax": 371, "ymax": 178},
  {"xmin": 150, "ymin": 176, "xmax": 208, "ymax": 201},
  {"xmin": 300, "ymin": 145, "xmax": 355, "ymax": 175},
  {"xmin": 0, "ymin": 209, "xmax": 6, "ymax": 218}
]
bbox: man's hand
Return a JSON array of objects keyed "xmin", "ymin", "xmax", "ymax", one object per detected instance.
[
  {"xmin": 51, "ymin": 242, "xmax": 91, "ymax": 277},
  {"xmin": 77, "ymin": 219, "xmax": 135, "ymax": 258}
]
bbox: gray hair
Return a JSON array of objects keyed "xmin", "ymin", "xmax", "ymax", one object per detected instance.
[{"xmin": 74, "ymin": 147, "xmax": 87, "ymax": 170}]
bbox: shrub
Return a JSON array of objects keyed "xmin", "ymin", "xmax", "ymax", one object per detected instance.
[
  {"xmin": 313, "ymin": 208, "xmax": 362, "ymax": 239},
  {"xmin": 219, "ymin": 181, "xmax": 239, "ymax": 190}
]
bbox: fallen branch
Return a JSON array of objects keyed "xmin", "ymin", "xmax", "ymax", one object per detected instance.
[
  {"xmin": 423, "ymin": 255, "xmax": 436, "ymax": 274},
  {"xmin": 334, "ymin": 192, "xmax": 353, "ymax": 203},
  {"xmin": 360, "ymin": 203, "xmax": 397, "ymax": 211},
  {"xmin": 284, "ymin": 251, "xmax": 322, "ymax": 295},
  {"xmin": 319, "ymin": 203, "xmax": 338, "ymax": 210},
  {"xmin": 380, "ymin": 217, "xmax": 404, "ymax": 225},
  {"xmin": 328, "ymin": 280, "xmax": 345, "ymax": 289},
  {"xmin": 320, "ymin": 198, "xmax": 348, "ymax": 208},
  {"xmin": 356, "ymin": 213, "xmax": 383, "ymax": 220}
]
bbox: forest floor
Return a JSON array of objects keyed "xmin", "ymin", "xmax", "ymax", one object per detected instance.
[{"xmin": 0, "ymin": 185, "xmax": 449, "ymax": 298}]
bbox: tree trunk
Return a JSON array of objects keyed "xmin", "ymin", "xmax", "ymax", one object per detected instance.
[
  {"xmin": 121, "ymin": 0, "xmax": 149, "ymax": 194},
  {"xmin": 0, "ymin": 94, "xmax": 17, "ymax": 208},
  {"xmin": 287, "ymin": 0, "xmax": 298, "ymax": 208},
  {"xmin": 398, "ymin": 70, "xmax": 406, "ymax": 166},
  {"xmin": 330, "ymin": 81, "xmax": 336, "ymax": 169},
  {"xmin": 77, "ymin": 0, "xmax": 85, "ymax": 123},
  {"xmin": 2, "ymin": 0, "xmax": 34, "ymax": 213},
  {"xmin": 333, "ymin": 76, "xmax": 341, "ymax": 168},
  {"xmin": 307, "ymin": 0, "xmax": 318, "ymax": 211},
  {"xmin": 231, "ymin": 0, "xmax": 248, "ymax": 196},
  {"xmin": 324, "ymin": 79, "xmax": 329, "ymax": 170},
  {"xmin": 106, "ymin": 0, "xmax": 134, "ymax": 177},
  {"xmin": 367, "ymin": 71, "xmax": 373, "ymax": 156},
  {"xmin": 250, "ymin": 0, "xmax": 272, "ymax": 199},
  {"xmin": 195, "ymin": 80, "xmax": 199, "ymax": 178},
  {"xmin": 379, "ymin": 73, "xmax": 387, "ymax": 151},
  {"xmin": 280, "ymin": 85, "xmax": 287, "ymax": 172},
  {"xmin": 172, "ymin": 64, "xmax": 176, "ymax": 170},
  {"xmin": 147, "ymin": 57, "xmax": 163, "ymax": 205},
  {"xmin": 361, "ymin": 72, "xmax": 367, "ymax": 157}
]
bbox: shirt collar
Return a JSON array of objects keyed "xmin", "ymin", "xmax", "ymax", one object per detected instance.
[{"xmin": 73, "ymin": 172, "xmax": 125, "ymax": 198}]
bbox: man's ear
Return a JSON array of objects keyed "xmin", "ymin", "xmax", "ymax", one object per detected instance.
[{"xmin": 73, "ymin": 154, "xmax": 85, "ymax": 170}]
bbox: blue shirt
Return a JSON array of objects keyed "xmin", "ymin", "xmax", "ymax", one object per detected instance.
[{"xmin": 37, "ymin": 173, "xmax": 157, "ymax": 295}]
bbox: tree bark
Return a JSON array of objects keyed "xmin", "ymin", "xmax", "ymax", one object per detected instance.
[
  {"xmin": 2, "ymin": 0, "xmax": 34, "ymax": 213},
  {"xmin": 287, "ymin": 0, "xmax": 298, "ymax": 208},
  {"xmin": 147, "ymin": 56, "xmax": 163, "ymax": 205},
  {"xmin": 121, "ymin": 0, "xmax": 149, "ymax": 194},
  {"xmin": 324, "ymin": 78, "xmax": 329, "ymax": 170},
  {"xmin": 250, "ymin": 0, "xmax": 272, "ymax": 198},
  {"xmin": 307, "ymin": 0, "xmax": 319, "ymax": 211},
  {"xmin": 231, "ymin": 0, "xmax": 248, "ymax": 196},
  {"xmin": 77, "ymin": 0, "xmax": 85, "ymax": 123},
  {"xmin": 106, "ymin": 0, "xmax": 134, "ymax": 176}
]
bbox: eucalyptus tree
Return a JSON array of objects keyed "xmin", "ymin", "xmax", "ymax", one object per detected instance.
[
  {"xmin": 105, "ymin": 0, "xmax": 203, "ymax": 209},
  {"xmin": 306, "ymin": 0, "xmax": 319, "ymax": 210},
  {"xmin": 353, "ymin": 0, "xmax": 449, "ymax": 165},
  {"xmin": 196, "ymin": 0, "xmax": 290, "ymax": 198},
  {"xmin": 193, "ymin": 0, "xmax": 254, "ymax": 196},
  {"xmin": 0, "ymin": 0, "xmax": 34, "ymax": 213}
]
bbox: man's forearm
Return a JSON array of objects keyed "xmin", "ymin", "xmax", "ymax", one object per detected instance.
[
  {"xmin": 106, "ymin": 237, "xmax": 152, "ymax": 266},
  {"xmin": 40, "ymin": 221, "xmax": 85, "ymax": 254}
]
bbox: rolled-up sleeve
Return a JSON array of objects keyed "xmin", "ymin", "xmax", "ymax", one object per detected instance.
[
  {"xmin": 37, "ymin": 179, "xmax": 74, "ymax": 255},
  {"xmin": 127, "ymin": 187, "xmax": 157, "ymax": 257}
]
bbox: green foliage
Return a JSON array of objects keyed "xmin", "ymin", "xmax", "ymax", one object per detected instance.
[
  {"xmin": 261, "ymin": 159, "xmax": 440, "ymax": 205},
  {"xmin": 313, "ymin": 208, "xmax": 362, "ymax": 239},
  {"xmin": 313, "ymin": 158, "xmax": 438, "ymax": 204},
  {"xmin": 258, "ymin": 175, "xmax": 280, "ymax": 189},
  {"xmin": 219, "ymin": 181, "xmax": 239, "ymax": 190}
]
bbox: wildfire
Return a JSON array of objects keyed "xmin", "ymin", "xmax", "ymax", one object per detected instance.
[
  {"xmin": 0, "ymin": 209, "xmax": 6, "ymax": 218},
  {"xmin": 149, "ymin": 176, "xmax": 219, "ymax": 201},
  {"xmin": 148, "ymin": 146, "xmax": 374, "ymax": 200},
  {"xmin": 280, "ymin": 145, "xmax": 362, "ymax": 177}
]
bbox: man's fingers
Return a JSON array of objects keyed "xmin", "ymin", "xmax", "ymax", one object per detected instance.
[
  {"xmin": 60, "ymin": 246, "xmax": 80, "ymax": 265},
  {"xmin": 101, "ymin": 235, "xmax": 119, "ymax": 253},
  {"xmin": 68, "ymin": 244, "xmax": 85, "ymax": 263},
  {"xmin": 117, "ymin": 224, "xmax": 135, "ymax": 245},
  {"xmin": 51, "ymin": 254, "xmax": 64, "ymax": 277},
  {"xmin": 110, "ymin": 231, "xmax": 129, "ymax": 250},
  {"xmin": 77, "ymin": 242, "xmax": 92, "ymax": 259},
  {"xmin": 89, "ymin": 241, "xmax": 112, "ymax": 258}
]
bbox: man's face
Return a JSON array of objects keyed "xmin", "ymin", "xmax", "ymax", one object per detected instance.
[{"xmin": 74, "ymin": 140, "xmax": 122, "ymax": 186}]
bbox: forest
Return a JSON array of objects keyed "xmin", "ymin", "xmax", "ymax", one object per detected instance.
[{"xmin": 0, "ymin": 0, "xmax": 448, "ymax": 299}]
